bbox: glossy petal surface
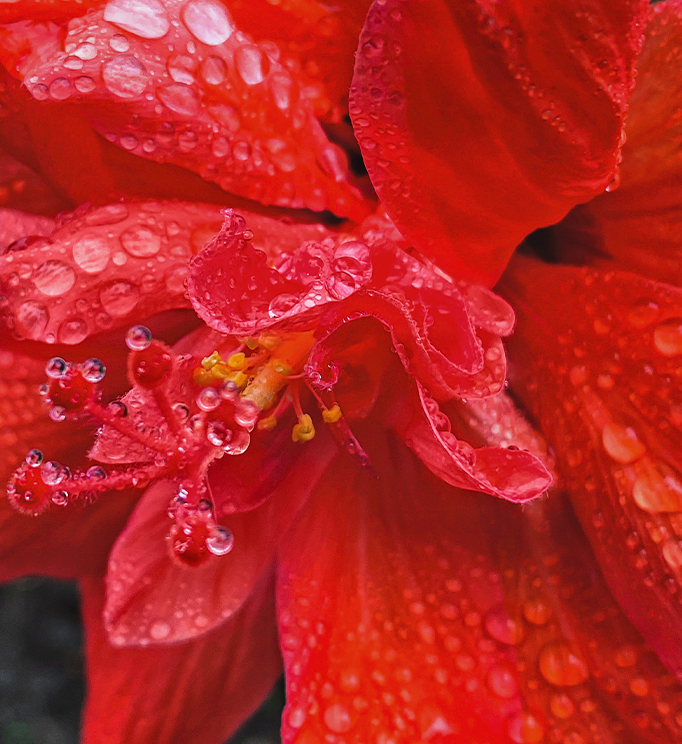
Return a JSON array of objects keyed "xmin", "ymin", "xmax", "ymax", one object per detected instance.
[
  {"xmin": 502, "ymin": 256, "xmax": 682, "ymax": 678},
  {"xmin": 82, "ymin": 572, "xmax": 282, "ymax": 744},
  {"xmin": 349, "ymin": 0, "xmax": 647, "ymax": 284},
  {"xmin": 278, "ymin": 438, "xmax": 682, "ymax": 743},
  {"xmin": 18, "ymin": 1, "xmax": 367, "ymax": 217},
  {"xmin": 104, "ymin": 437, "xmax": 336, "ymax": 645}
]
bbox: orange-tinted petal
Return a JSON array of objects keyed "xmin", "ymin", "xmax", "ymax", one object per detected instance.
[
  {"xmin": 501, "ymin": 256, "xmax": 682, "ymax": 677},
  {"xmin": 18, "ymin": 1, "xmax": 367, "ymax": 217},
  {"xmin": 81, "ymin": 571, "xmax": 281, "ymax": 744},
  {"xmin": 277, "ymin": 437, "xmax": 682, "ymax": 744},
  {"xmin": 553, "ymin": 1, "xmax": 682, "ymax": 284},
  {"xmin": 104, "ymin": 436, "xmax": 336, "ymax": 645},
  {"xmin": 349, "ymin": 0, "xmax": 647, "ymax": 285}
]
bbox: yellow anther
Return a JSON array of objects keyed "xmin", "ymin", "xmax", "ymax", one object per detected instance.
[
  {"xmin": 228, "ymin": 371, "xmax": 249, "ymax": 389},
  {"xmin": 292, "ymin": 414, "xmax": 315, "ymax": 443},
  {"xmin": 322, "ymin": 404, "xmax": 342, "ymax": 424},
  {"xmin": 272, "ymin": 359, "xmax": 292, "ymax": 376},
  {"xmin": 257, "ymin": 415, "xmax": 278, "ymax": 431},
  {"xmin": 242, "ymin": 336, "xmax": 259, "ymax": 350},
  {"xmin": 211, "ymin": 362, "xmax": 231, "ymax": 380},
  {"xmin": 228, "ymin": 352, "xmax": 247, "ymax": 370},
  {"xmin": 201, "ymin": 351, "xmax": 222, "ymax": 371}
]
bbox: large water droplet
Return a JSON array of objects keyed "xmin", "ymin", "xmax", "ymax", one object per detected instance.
[
  {"xmin": 523, "ymin": 597, "xmax": 552, "ymax": 626},
  {"xmin": 126, "ymin": 325, "xmax": 152, "ymax": 350},
  {"xmin": 508, "ymin": 711, "xmax": 545, "ymax": 743},
  {"xmin": 157, "ymin": 83, "xmax": 201, "ymax": 116},
  {"xmin": 99, "ymin": 280, "xmax": 140, "ymax": 317},
  {"xmin": 268, "ymin": 292, "xmax": 298, "ymax": 318},
  {"xmin": 654, "ymin": 318, "xmax": 682, "ymax": 357},
  {"xmin": 72, "ymin": 234, "xmax": 111, "ymax": 274},
  {"xmin": 149, "ymin": 619, "xmax": 171, "ymax": 640},
  {"xmin": 167, "ymin": 53, "xmax": 197, "ymax": 85},
  {"xmin": 326, "ymin": 271, "xmax": 357, "ymax": 300},
  {"xmin": 206, "ymin": 525, "xmax": 234, "ymax": 555},
  {"xmin": 627, "ymin": 299, "xmax": 659, "ymax": 329},
  {"xmin": 200, "ymin": 55, "xmax": 227, "ymax": 86},
  {"xmin": 601, "ymin": 422, "xmax": 646, "ymax": 464},
  {"xmin": 58, "ymin": 318, "xmax": 88, "ymax": 345},
  {"xmin": 102, "ymin": 55, "xmax": 149, "ymax": 98},
  {"xmin": 235, "ymin": 45, "xmax": 269, "ymax": 85},
  {"xmin": 33, "ymin": 260, "xmax": 76, "ymax": 296},
  {"xmin": 323, "ymin": 703, "xmax": 353, "ymax": 733},
  {"xmin": 181, "ymin": 0, "xmax": 235, "ymax": 45},
  {"xmin": 81, "ymin": 358, "xmax": 106, "ymax": 383},
  {"xmin": 120, "ymin": 225, "xmax": 162, "ymax": 257},
  {"xmin": 487, "ymin": 666, "xmax": 518, "ymax": 699},
  {"xmin": 15, "ymin": 301, "xmax": 49, "ymax": 339},
  {"xmin": 103, "ymin": 0, "xmax": 170, "ymax": 39},
  {"xmin": 538, "ymin": 640, "xmax": 589, "ymax": 687},
  {"xmin": 484, "ymin": 606, "xmax": 523, "ymax": 645},
  {"xmin": 632, "ymin": 461, "xmax": 682, "ymax": 513}
]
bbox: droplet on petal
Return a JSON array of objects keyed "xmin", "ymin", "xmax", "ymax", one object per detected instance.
[
  {"xmin": 181, "ymin": 0, "xmax": 235, "ymax": 46},
  {"xmin": 103, "ymin": 0, "xmax": 171, "ymax": 40}
]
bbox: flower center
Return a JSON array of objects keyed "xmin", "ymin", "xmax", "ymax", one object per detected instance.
[{"xmin": 5, "ymin": 325, "xmax": 341, "ymax": 567}]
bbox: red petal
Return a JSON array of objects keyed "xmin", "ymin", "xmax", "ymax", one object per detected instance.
[
  {"xmin": 228, "ymin": 0, "xmax": 371, "ymax": 122},
  {"xmin": 0, "ymin": 207, "xmax": 53, "ymax": 250},
  {"xmin": 19, "ymin": 2, "xmax": 368, "ymax": 218},
  {"xmin": 81, "ymin": 571, "xmax": 281, "ymax": 744},
  {"xmin": 501, "ymin": 256, "xmax": 682, "ymax": 677},
  {"xmin": 188, "ymin": 210, "xmax": 369, "ymax": 336},
  {"xmin": 0, "ymin": 1, "xmax": 105, "ymax": 24},
  {"xmin": 395, "ymin": 382, "xmax": 552, "ymax": 502},
  {"xmin": 0, "ymin": 201, "xmax": 307, "ymax": 344},
  {"xmin": 554, "ymin": 1, "xmax": 682, "ymax": 285},
  {"xmin": 104, "ymin": 437, "xmax": 335, "ymax": 645},
  {"xmin": 349, "ymin": 0, "xmax": 648, "ymax": 285},
  {"xmin": 0, "ymin": 151, "xmax": 67, "ymax": 216},
  {"xmin": 278, "ymin": 440, "xmax": 682, "ymax": 743}
]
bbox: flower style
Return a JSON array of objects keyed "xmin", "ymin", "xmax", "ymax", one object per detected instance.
[{"xmin": 1, "ymin": 1, "xmax": 682, "ymax": 744}]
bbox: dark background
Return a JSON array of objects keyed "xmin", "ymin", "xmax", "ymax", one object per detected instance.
[{"xmin": 0, "ymin": 579, "xmax": 284, "ymax": 744}]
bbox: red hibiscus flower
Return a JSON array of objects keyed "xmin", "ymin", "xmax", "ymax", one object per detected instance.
[{"xmin": 1, "ymin": 1, "xmax": 682, "ymax": 744}]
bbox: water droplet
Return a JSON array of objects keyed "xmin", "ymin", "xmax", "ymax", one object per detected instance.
[
  {"xmin": 601, "ymin": 422, "xmax": 646, "ymax": 464},
  {"xmin": 632, "ymin": 461, "xmax": 682, "ymax": 513},
  {"xmin": 85, "ymin": 204, "xmax": 130, "ymax": 226},
  {"xmin": 49, "ymin": 78, "xmax": 72, "ymax": 100},
  {"xmin": 223, "ymin": 429, "xmax": 250, "ymax": 455},
  {"xmin": 181, "ymin": 0, "xmax": 235, "ymax": 45},
  {"xmin": 109, "ymin": 34, "xmax": 130, "ymax": 52},
  {"xmin": 108, "ymin": 400, "xmax": 128, "ymax": 417},
  {"xmin": 86, "ymin": 466, "xmax": 107, "ymax": 480},
  {"xmin": 72, "ymin": 234, "xmax": 111, "ymax": 273},
  {"xmin": 523, "ymin": 597, "xmax": 552, "ymax": 625},
  {"xmin": 46, "ymin": 357, "xmax": 68, "ymax": 378},
  {"xmin": 323, "ymin": 703, "xmax": 353, "ymax": 733},
  {"xmin": 100, "ymin": 280, "xmax": 139, "ymax": 317},
  {"xmin": 15, "ymin": 301, "xmax": 49, "ymax": 339},
  {"xmin": 41, "ymin": 460, "xmax": 68, "ymax": 485},
  {"xmin": 508, "ymin": 711, "xmax": 545, "ymax": 743},
  {"xmin": 126, "ymin": 325, "xmax": 152, "ymax": 350},
  {"xmin": 102, "ymin": 55, "xmax": 149, "ymax": 98},
  {"xmin": 550, "ymin": 692, "xmax": 575, "ymax": 719},
  {"xmin": 487, "ymin": 666, "xmax": 518, "ymax": 699},
  {"xmin": 74, "ymin": 76, "xmax": 96, "ymax": 93},
  {"xmin": 26, "ymin": 449, "xmax": 44, "ymax": 467},
  {"xmin": 629, "ymin": 677, "xmax": 649, "ymax": 697},
  {"xmin": 484, "ymin": 606, "xmax": 523, "ymax": 645},
  {"xmin": 81, "ymin": 358, "xmax": 106, "ymax": 383},
  {"xmin": 120, "ymin": 225, "xmax": 162, "ymax": 257},
  {"xmin": 33, "ymin": 260, "xmax": 76, "ymax": 296},
  {"xmin": 235, "ymin": 45, "xmax": 269, "ymax": 85},
  {"xmin": 200, "ymin": 55, "xmax": 227, "ymax": 86},
  {"xmin": 538, "ymin": 639, "xmax": 589, "ymax": 687},
  {"xmin": 51, "ymin": 491, "xmax": 69, "ymax": 506},
  {"xmin": 206, "ymin": 525, "xmax": 234, "ymax": 555},
  {"xmin": 75, "ymin": 43, "xmax": 97, "ymax": 61},
  {"xmin": 613, "ymin": 644, "xmax": 638, "ymax": 667},
  {"xmin": 268, "ymin": 292, "xmax": 298, "ymax": 318},
  {"xmin": 103, "ymin": 0, "xmax": 170, "ymax": 39},
  {"xmin": 197, "ymin": 387, "xmax": 220, "ymax": 411},
  {"xmin": 326, "ymin": 271, "xmax": 357, "ymax": 300},
  {"xmin": 157, "ymin": 83, "xmax": 201, "ymax": 116},
  {"xmin": 654, "ymin": 318, "xmax": 682, "ymax": 356},
  {"xmin": 206, "ymin": 420, "xmax": 230, "ymax": 446},
  {"xmin": 149, "ymin": 620, "xmax": 171, "ymax": 640},
  {"xmin": 663, "ymin": 538, "xmax": 682, "ymax": 569},
  {"xmin": 58, "ymin": 317, "xmax": 88, "ymax": 345},
  {"xmin": 167, "ymin": 53, "xmax": 197, "ymax": 85},
  {"xmin": 627, "ymin": 299, "xmax": 660, "ymax": 329}
]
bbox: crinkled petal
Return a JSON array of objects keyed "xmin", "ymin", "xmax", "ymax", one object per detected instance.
[
  {"xmin": 277, "ymin": 438, "xmax": 682, "ymax": 743},
  {"xmin": 349, "ymin": 0, "xmax": 647, "ymax": 285},
  {"xmin": 554, "ymin": 0, "xmax": 682, "ymax": 285},
  {"xmin": 18, "ymin": 2, "xmax": 368, "ymax": 217},
  {"xmin": 396, "ymin": 382, "xmax": 551, "ymax": 502},
  {"xmin": 501, "ymin": 255, "xmax": 682, "ymax": 677},
  {"xmin": 104, "ymin": 436, "xmax": 336, "ymax": 645},
  {"xmin": 188, "ymin": 210, "xmax": 371, "ymax": 335},
  {"xmin": 81, "ymin": 571, "xmax": 281, "ymax": 744},
  {"xmin": 0, "ymin": 201, "xmax": 317, "ymax": 344}
]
